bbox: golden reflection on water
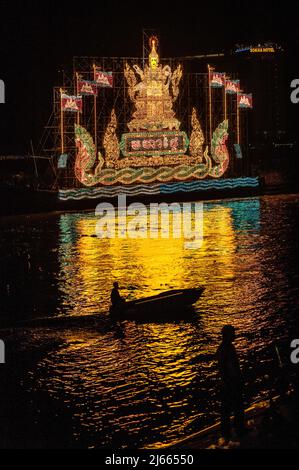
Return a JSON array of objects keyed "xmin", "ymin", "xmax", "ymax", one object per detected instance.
[
  {"xmin": 35, "ymin": 198, "xmax": 282, "ymax": 448},
  {"xmin": 141, "ymin": 323, "xmax": 198, "ymax": 388},
  {"xmin": 5, "ymin": 196, "xmax": 299, "ymax": 448},
  {"xmin": 59, "ymin": 204, "xmax": 237, "ymax": 316}
]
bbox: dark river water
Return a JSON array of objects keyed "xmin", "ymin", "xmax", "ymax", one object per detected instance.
[{"xmin": 1, "ymin": 194, "xmax": 299, "ymax": 449}]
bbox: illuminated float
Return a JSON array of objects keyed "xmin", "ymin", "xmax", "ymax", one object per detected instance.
[
  {"xmin": 55, "ymin": 37, "xmax": 259, "ymax": 201},
  {"xmin": 74, "ymin": 38, "xmax": 229, "ymax": 188}
]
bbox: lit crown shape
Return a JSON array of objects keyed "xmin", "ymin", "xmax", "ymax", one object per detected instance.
[{"xmin": 125, "ymin": 37, "xmax": 182, "ymax": 132}]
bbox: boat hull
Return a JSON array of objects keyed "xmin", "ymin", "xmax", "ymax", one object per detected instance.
[{"xmin": 110, "ymin": 288, "xmax": 205, "ymax": 320}]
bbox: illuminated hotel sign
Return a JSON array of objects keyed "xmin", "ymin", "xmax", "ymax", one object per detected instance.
[
  {"xmin": 250, "ymin": 47, "xmax": 275, "ymax": 53},
  {"xmin": 235, "ymin": 45, "xmax": 277, "ymax": 54},
  {"xmin": 121, "ymin": 131, "xmax": 189, "ymax": 157}
]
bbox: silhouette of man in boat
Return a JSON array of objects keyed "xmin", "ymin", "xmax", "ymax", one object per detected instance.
[
  {"xmin": 217, "ymin": 325, "xmax": 246, "ymax": 439},
  {"xmin": 110, "ymin": 282, "xmax": 126, "ymax": 313}
]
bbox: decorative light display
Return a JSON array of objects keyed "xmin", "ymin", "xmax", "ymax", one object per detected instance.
[
  {"xmin": 124, "ymin": 37, "xmax": 182, "ymax": 133},
  {"xmin": 225, "ymin": 80, "xmax": 241, "ymax": 95},
  {"xmin": 238, "ymin": 93, "xmax": 253, "ymax": 109},
  {"xmin": 74, "ymin": 39, "xmax": 232, "ymax": 187},
  {"xmin": 209, "ymin": 71, "xmax": 226, "ymax": 88},
  {"xmin": 59, "ymin": 177, "xmax": 260, "ymax": 202},
  {"xmin": 61, "ymin": 94, "xmax": 83, "ymax": 113},
  {"xmin": 120, "ymin": 131, "xmax": 189, "ymax": 157},
  {"xmin": 77, "ymin": 80, "xmax": 98, "ymax": 96},
  {"xmin": 94, "ymin": 69, "xmax": 114, "ymax": 88}
]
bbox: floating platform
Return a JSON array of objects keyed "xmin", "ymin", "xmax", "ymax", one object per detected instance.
[{"xmin": 0, "ymin": 177, "xmax": 262, "ymax": 217}]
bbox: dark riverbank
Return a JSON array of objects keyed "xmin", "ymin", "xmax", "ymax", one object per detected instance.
[
  {"xmin": 0, "ymin": 329, "xmax": 76, "ymax": 449},
  {"xmin": 1, "ymin": 327, "xmax": 299, "ymax": 449}
]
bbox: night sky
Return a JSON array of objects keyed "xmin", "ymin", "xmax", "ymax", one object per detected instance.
[{"xmin": 0, "ymin": 1, "xmax": 298, "ymax": 155}]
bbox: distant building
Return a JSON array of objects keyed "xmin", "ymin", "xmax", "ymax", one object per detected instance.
[
  {"xmin": 232, "ymin": 42, "xmax": 288, "ymax": 150},
  {"xmin": 179, "ymin": 42, "xmax": 289, "ymax": 157}
]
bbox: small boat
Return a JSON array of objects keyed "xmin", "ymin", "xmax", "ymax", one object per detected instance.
[
  {"xmin": 12, "ymin": 288, "xmax": 204, "ymax": 328},
  {"xmin": 109, "ymin": 287, "xmax": 205, "ymax": 320}
]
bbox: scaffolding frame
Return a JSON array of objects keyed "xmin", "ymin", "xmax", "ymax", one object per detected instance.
[{"xmin": 39, "ymin": 55, "xmax": 249, "ymax": 189}]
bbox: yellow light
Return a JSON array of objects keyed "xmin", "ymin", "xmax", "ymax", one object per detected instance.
[
  {"xmin": 125, "ymin": 41, "xmax": 182, "ymax": 132},
  {"xmin": 75, "ymin": 41, "xmax": 230, "ymax": 187},
  {"xmin": 59, "ymin": 205, "xmax": 237, "ymax": 317},
  {"xmin": 250, "ymin": 47, "xmax": 275, "ymax": 53}
]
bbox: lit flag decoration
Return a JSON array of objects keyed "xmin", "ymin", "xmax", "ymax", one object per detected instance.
[
  {"xmin": 209, "ymin": 71, "xmax": 226, "ymax": 88},
  {"xmin": 94, "ymin": 69, "xmax": 114, "ymax": 88},
  {"xmin": 61, "ymin": 94, "xmax": 83, "ymax": 113},
  {"xmin": 225, "ymin": 79, "xmax": 241, "ymax": 94},
  {"xmin": 238, "ymin": 93, "xmax": 253, "ymax": 109},
  {"xmin": 77, "ymin": 80, "xmax": 98, "ymax": 96}
]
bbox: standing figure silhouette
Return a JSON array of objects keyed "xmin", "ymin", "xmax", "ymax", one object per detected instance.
[{"xmin": 216, "ymin": 325, "xmax": 245, "ymax": 439}]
